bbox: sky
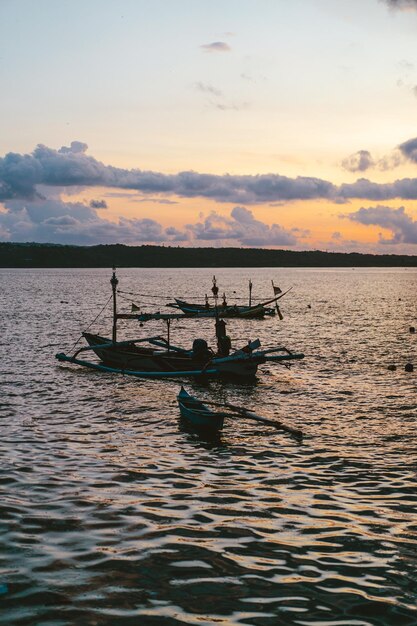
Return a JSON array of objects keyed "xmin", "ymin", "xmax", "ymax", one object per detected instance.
[{"xmin": 1, "ymin": 0, "xmax": 417, "ymax": 253}]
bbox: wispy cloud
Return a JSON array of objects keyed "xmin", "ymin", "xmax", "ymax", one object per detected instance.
[
  {"xmin": 341, "ymin": 148, "xmax": 403, "ymax": 173},
  {"xmin": 193, "ymin": 82, "xmax": 248, "ymax": 111},
  {"xmin": 194, "ymin": 82, "xmax": 223, "ymax": 97},
  {"xmin": 215, "ymin": 101, "xmax": 249, "ymax": 111},
  {"xmin": 200, "ymin": 41, "xmax": 231, "ymax": 53},
  {"xmin": 342, "ymin": 150, "xmax": 374, "ymax": 173}
]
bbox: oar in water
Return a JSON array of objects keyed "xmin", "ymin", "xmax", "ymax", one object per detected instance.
[{"xmin": 195, "ymin": 399, "xmax": 303, "ymax": 438}]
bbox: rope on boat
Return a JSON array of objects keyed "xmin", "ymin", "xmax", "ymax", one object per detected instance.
[
  {"xmin": 117, "ymin": 288, "xmax": 278, "ymax": 302},
  {"xmin": 68, "ymin": 294, "xmax": 113, "ymax": 353},
  {"xmin": 117, "ymin": 292, "xmax": 165, "ymax": 308}
]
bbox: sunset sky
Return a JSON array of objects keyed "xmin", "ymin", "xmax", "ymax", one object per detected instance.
[{"xmin": 1, "ymin": 0, "xmax": 417, "ymax": 252}]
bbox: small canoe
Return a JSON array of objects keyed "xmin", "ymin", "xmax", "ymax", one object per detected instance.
[{"xmin": 177, "ymin": 387, "xmax": 225, "ymax": 431}]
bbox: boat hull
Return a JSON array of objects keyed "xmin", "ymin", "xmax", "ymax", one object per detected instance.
[
  {"xmin": 82, "ymin": 333, "xmax": 258, "ymax": 380},
  {"xmin": 177, "ymin": 387, "xmax": 224, "ymax": 431},
  {"xmin": 172, "ymin": 299, "xmax": 275, "ymax": 319}
]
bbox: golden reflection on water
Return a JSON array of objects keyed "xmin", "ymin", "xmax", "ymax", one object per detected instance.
[{"xmin": 1, "ymin": 267, "xmax": 417, "ymax": 625}]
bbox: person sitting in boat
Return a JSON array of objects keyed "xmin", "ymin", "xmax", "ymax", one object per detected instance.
[
  {"xmin": 222, "ymin": 293, "xmax": 227, "ymax": 308},
  {"xmin": 215, "ymin": 318, "xmax": 231, "ymax": 356},
  {"xmin": 218, "ymin": 334, "xmax": 231, "ymax": 356},
  {"xmin": 192, "ymin": 338, "xmax": 213, "ymax": 362},
  {"xmin": 205, "ymin": 294, "xmax": 210, "ymax": 309}
]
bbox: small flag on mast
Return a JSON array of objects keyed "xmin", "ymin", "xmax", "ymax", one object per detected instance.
[{"xmin": 271, "ymin": 280, "xmax": 282, "ymax": 295}]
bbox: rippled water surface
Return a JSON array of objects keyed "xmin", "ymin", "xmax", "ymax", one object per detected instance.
[{"xmin": 1, "ymin": 267, "xmax": 417, "ymax": 626}]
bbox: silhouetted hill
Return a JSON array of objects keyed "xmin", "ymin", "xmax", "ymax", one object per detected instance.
[{"xmin": 1, "ymin": 242, "xmax": 416, "ymax": 267}]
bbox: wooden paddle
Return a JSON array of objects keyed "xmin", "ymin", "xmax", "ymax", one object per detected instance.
[{"xmin": 196, "ymin": 399, "xmax": 303, "ymax": 438}]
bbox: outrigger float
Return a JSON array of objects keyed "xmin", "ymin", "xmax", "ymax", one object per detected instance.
[{"xmin": 56, "ymin": 269, "xmax": 304, "ymax": 381}]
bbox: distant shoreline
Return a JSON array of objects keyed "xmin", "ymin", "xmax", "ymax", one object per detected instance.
[{"xmin": 1, "ymin": 242, "xmax": 417, "ymax": 268}]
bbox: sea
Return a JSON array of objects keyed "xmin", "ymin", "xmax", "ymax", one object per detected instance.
[{"xmin": 1, "ymin": 267, "xmax": 416, "ymax": 626}]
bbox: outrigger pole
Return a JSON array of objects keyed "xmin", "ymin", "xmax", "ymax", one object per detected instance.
[{"xmin": 111, "ymin": 266, "xmax": 118, "ymax": 343}]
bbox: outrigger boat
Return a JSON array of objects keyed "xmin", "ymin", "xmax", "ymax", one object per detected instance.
[
  {"xmin": 55, "ymin": 269, "xmax": 304, "ymax": 380},
  {"xmin": 168, "ymin": 298, "xmax": 277, "ymax": 319},
  {"xmin": 167, "ymin": 276, "xmax": 289, "ymax": 319},
  {"xmin": 177, "ymin": 387, "xmax": 303, "ymax": 437},
  {"xmin": 177, "ymin": 387, "xmax": 226, "ymax": 431}
]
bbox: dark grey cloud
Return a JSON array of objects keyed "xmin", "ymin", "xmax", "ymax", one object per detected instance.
[
  {"xmin": 0, "ymin": 142, "xmax": 337, "ymax": 204},
  {"xmin": 399, "ymin": 136, "xmax": 417, "ymax": 162},
  {"xmin": 4, "ymin": 140, "xmax": 417, "ymax": 208},
  {"xmin": 382, "ymin": 0, "xmax": 417, "ymax": 9},
  {"xmin": 346, "ymin": 205, "xmax": 417, "ymax": 244},
  {"xmin": 200, "ymin": 42, "xmax": 231, "ymax": 52},
  {"xmin": 339, "ymin": 177, "xmax": 417, "ymax": 200},
  {"xmin": 342, "ymin": 150, "xmax": 375, "ymax": 173},
  {"xmin": 89, "ymin": 199, "xmax": 107, "ymax": 209}
]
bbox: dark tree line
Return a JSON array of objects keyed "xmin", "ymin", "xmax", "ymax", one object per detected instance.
[{"xmin": 1, "ymin": 242, "xmax": 416, "ymax": 267}]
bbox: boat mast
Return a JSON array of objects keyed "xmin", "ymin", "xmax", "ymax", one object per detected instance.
[{"xmin": 110, "ymin": 266, "xmax": 119, "ymax": 343}]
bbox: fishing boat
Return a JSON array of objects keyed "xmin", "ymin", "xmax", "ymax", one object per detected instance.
[
  {"xmin": 167, "ymin": 276, "xmax": 289, "ymax": 319},
  {"xmin": 177, "ymin": 387, "xmax": 225, "ymax": 431},
  {"xmin": 177, "ymin": 387, "xmax": 303, "ymax": 437},
  {"xmin": 55, "ymin": 268, "xmax": 304, "ymax": 380},
  {"xmin": 168, "ymin": 298, "xmax": 276, "ymax": 319}
]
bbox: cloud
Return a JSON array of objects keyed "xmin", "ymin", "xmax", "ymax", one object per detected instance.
[
  {"xmin": 0, "ymin": 196, "xmax": 171, "ymax": 245},
  {"xmin": 0, "ymin": 142, "xmax": 337, "ymax": 204},
  {"xmin": 89, "ymin": 199, "xmax": 107, "ymax": 209},
  {"xmin": 377, "ymin": 150, "xmax": 404, "ymax": 171},
  {"xmin": 215, "ymin": 101, "xmax": 249, "ymax": 111},
  {"xmin": 382, "ymin": 0, "xmax": 417, "ymax": 9},
  {"xmin": 194, "ymin": 82, "xmax": 223, "ymax": 97},
  {"xmin": 0, "ymin": 190, "xmax": 299, "ymax": 247},
  {"xmin": 200, "ymin": 42, "xmax": 231, "ymax": 53},
  {"xmin": 342, "ymin": 150, "xmax": 375, "ymax": 173},
  {"xmin": 339, "ymin": 177, "xmax": 417, "ymax": 200},
  {"xmin": 187, "ymin": 206, "xmax": 300, "ymax": 246},
  {"xmin": 399, "ymin": 136, "xmax": 417, "ymax": 163},
  {"xmin": 131, "ymin": 197, "xmax": 179, "ymax": 205},
  {"xmin": 193, "ymin": 82, "xmax": 248, "ymax": 111},
  {"xmin": 341, "ymin": 148, "xmax": 403, "ymax": 173},
  {"xmin": 346, "ymin": 205, "xmax": 417, "ymax": 244},
  {"xmin": 4, "ymin": 139, "xmax": 417, "ymax": 208},
  {"xmin": 59, "ymin": 141, "xmax": 88, "ymax": 154}
]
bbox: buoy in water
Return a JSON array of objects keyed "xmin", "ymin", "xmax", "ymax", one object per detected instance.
[
  {"xmin": 405, "ymin": 363, "xmax": 414, "ymax": 372},
  {"xmin": 410, "ymin": 327, "xmax": 416, "ymax": 334},
  {"xmin": 387, "ymin": 364, "xmax": 396, "ymax": 371}
]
